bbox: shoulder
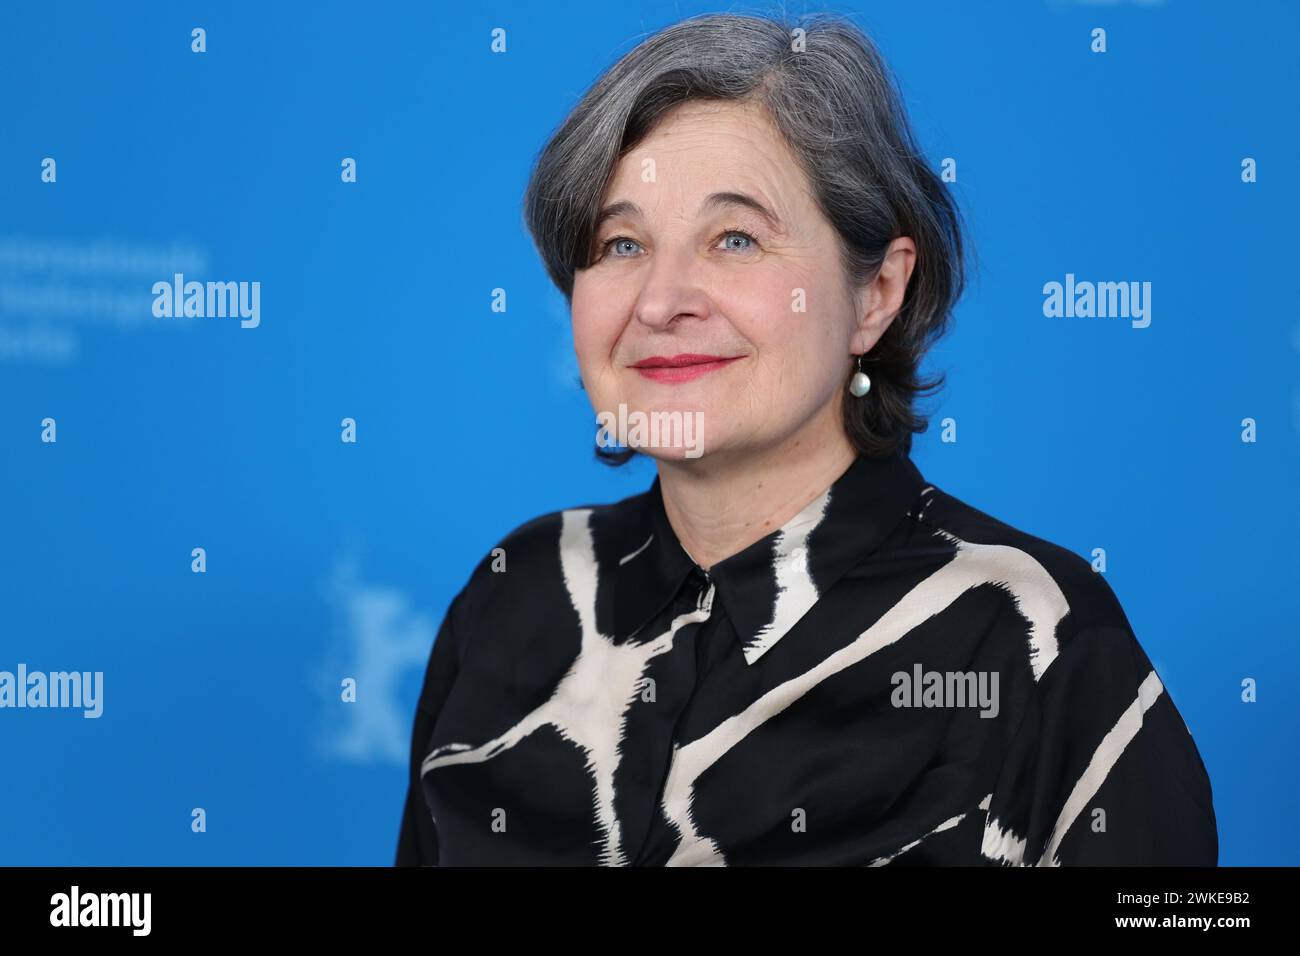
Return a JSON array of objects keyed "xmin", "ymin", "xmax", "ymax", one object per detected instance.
[
  {"xmin": 444, "ymin": 483, "xmax": 654, "ymax": 631},
  {"xmin": 905, "ymin": 483, "xmax": 1134, "ymax": 670},
  {"xmin": 485, "ymin": 483, "xmax": 653, "ymax": 569},
  {"xmin": 902, "ymin": 482, "xmax": 1216, "ymax": 858}
]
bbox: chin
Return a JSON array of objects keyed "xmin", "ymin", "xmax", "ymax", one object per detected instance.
[
  {"xmin": 591, "ymin": 394, "xmax": 713, "ymax": 461},
  {"xmin": 642, "ymin": 442, "xmax": 710, "ymax": 463}
]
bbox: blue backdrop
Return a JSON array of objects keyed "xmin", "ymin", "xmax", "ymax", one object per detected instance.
[{"xmin": 0, "ymin": 0, "xmax": 1294, "ymax": 865}]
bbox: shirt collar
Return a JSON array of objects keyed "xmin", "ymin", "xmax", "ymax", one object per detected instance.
[{"xmin": 611, "ymin": 448, "xmax": 929, "ymax": 665}]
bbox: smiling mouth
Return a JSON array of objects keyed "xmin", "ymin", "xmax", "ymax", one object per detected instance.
[{"xmin": 629, "ymin": 353, "xmax": 744, "ymax": 383}]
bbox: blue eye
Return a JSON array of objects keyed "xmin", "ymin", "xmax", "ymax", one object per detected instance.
[
  {"xmin": 720, "ymin": 229, "xmax": 757, "ymax": 252},
  {"xmin": 595, "ymin": 227, "xmax": 760, "ymax": 262},
  {"xmin": 599, "ymin": 237, "xmax": 642, "ymax": 259}
]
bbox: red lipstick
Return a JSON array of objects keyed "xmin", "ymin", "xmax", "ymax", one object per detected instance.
[{"xmin": 630, "ymin": 353, "xmax": 743, "ymax": 383}]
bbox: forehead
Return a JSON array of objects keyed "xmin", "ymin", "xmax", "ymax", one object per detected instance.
[{"xmin": 604, "ymin": 100, "xmax": 809, "ymax": 207}]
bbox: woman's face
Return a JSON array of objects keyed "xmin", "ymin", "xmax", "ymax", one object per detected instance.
[{"xmin": 570, "ymin": 99, "xmax": 879, "ymax": 464}]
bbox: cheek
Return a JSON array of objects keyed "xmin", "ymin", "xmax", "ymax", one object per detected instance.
[
  {"xmin": 721, "ymin": 269, "xmax": 798, "ymax": 341},
  {"xmin": 732, "ymin": 278, "xmax": 848, "ymax": 402},
  {"xmin": 730, "ymin": 274, "xmax": 832, "ymax": 367},
  {"xmin": 570, "ymin": 282, "xmax": 620, "ymax": 365}
]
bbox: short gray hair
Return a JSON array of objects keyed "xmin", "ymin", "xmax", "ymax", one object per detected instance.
[{"xmin": 523, "ymin": 11, "xmax": 966, "ymax": 462}]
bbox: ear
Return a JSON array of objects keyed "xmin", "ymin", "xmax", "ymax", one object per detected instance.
[{"xmin": 850, "ymin": 237, "xmax": 917, "ymax": 354}]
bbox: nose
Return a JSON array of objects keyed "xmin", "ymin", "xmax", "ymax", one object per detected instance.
[{"xmin": 631, "ymin": 243, "xmax": 713, "ymax": 332}]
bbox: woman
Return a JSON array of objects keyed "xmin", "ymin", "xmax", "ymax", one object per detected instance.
[{"xmin": 396, "ymin": 12, "xmax": 1217, "ymax": 866}]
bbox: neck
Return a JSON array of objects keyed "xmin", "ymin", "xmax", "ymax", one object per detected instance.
[{"xmin": 655, "ymin": 421, "xmax": 859, "ymax": 571}]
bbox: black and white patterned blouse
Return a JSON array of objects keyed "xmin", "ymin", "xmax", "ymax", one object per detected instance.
[{"xmin": 396, "ymin": 449, "xmax": 1217, "ymax": 866}]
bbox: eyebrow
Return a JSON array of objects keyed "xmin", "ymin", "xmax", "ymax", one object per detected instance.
[{"xmin": 593, "ymin": 191, "xmax": 786, "ymax": 234}]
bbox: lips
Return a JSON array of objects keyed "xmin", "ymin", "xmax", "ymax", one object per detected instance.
[{"xmin": 630, "ymin": 353, "xmax": 743, "ymax": 383}]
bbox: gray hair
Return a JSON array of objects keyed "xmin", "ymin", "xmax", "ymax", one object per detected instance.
[{"xmin": 523, "ymin": 11, "xmax": 967, "ymax": 462}]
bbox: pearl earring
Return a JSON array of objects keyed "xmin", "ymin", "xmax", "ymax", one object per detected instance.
[{"xmin": 849, "ymin": 354, "xmax": 872, "ymax": 397}]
